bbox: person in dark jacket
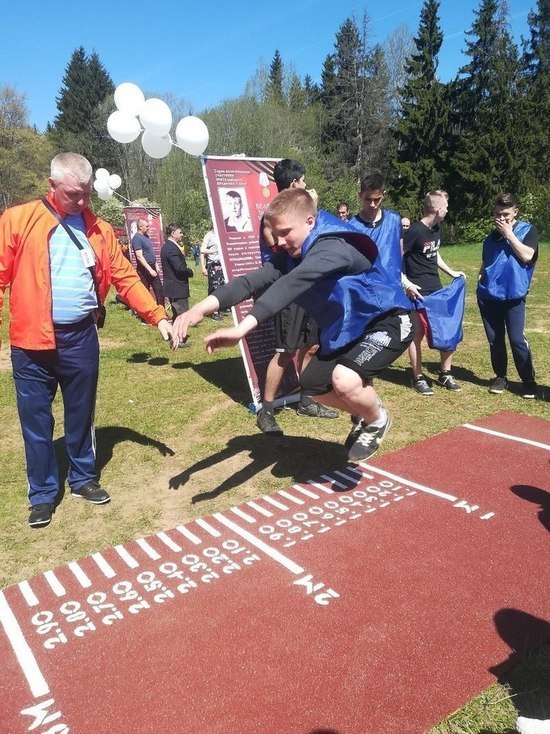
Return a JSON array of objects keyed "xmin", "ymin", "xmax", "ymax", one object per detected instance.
[{"xmin": 161, "ymin": 223, "xmax": 194, "ymax": 320}]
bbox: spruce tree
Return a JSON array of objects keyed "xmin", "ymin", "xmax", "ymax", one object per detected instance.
[
  {"xmin": 391, "ymin": 0, "xmax": 449, "ymax": 216},
  {"xmin": 449, "ymin": 0, "xmax": 521, "ymax": 220},
  {"xmin": 520, "ymin": 0, "xmax": 550, "ymax": 189},
  {"xmin": 50, "ymin": 47, "xmax": 115, "ymax": 169},
  {"xmin": 267, "ymin": 50, "xmax": 284, "ymax": 104}
]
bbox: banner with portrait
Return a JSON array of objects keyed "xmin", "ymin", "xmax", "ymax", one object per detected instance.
[{"xmin": 201, "ymin": 156, "xmax": 301, "ymax": 410}]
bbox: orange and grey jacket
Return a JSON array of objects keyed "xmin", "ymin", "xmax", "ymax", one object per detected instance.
[{"xmin": 0, "ymin": 194, "xmax": 166, "ymax": 350}]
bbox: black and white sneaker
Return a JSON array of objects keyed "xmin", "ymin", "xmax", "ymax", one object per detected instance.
[
  {"xmin": 71, "ymin": 481, "xmax": 111, "ymax": 504},
  {"xmin": 489, "ymin": 377, "xmax": 508, "ymax": 394},
  {"xmin": 344, "ymin": 415, "xmax": 364, "ymax": 451},
  {"xmin": 296, "ymin": 402, "xmax": 339, "ymax": 418},
  {"xmin": 412, "ymin": 375, "xmax": 434, "ymax": 396},
  {"xmin": 521, "ymin": 381, "xmax": 538, "ymax": 399},
  {"xmin": 28, "ymin": 503, "xmax": 55, "ymax": 528},
  {"xmin": 347, "ymin": 411, "xmax": 392, "ymax": 463},
  {"xmin": 256, "ymin": 408, "xmax": 283, "ymax": 435},
  {"xmin": 436, "ymin": 372, "xmax": 462, "ymax": 392}
]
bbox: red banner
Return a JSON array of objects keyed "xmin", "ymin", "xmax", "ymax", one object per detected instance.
[{"xmin": 201, "ymin": 156, "xmax": 300, "ymax": 409}]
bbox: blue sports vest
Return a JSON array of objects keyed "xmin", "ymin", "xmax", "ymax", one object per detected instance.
[
  {"xmin": 287, "ymin": 210, "xmax": 411, "ymax": 355},
  {"xmin": 477, "ymin": 221, "xmax": 537, "ymax": 300},
  {"xmin": 350, "ymin": 209, "xmax": 403, "ymax": 284}
]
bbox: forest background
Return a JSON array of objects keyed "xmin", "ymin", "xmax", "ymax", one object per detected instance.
[{"xmin": 0, "ymin": 0, "xmax": 549, "ymax": 242}]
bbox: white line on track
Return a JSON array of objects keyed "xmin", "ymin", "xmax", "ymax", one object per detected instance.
[
  {"xmin": 230, "ymin": 507, "xmax": 256, "ymax": 523},
  {"xmin": 247, "ymin": 501, "xmax": 273, "ymax": 517},
  {"xmin": 136, "ymin": 538, "xmax": 161, "ymax": 560},
  {"xmin": 307, "ymin": 480, "xmax": 334, "ymax": 495},
  {"xmin": 463, "ymin": 423, "xmax": 550, "ymax": 450},
  {"xmin": 115, "ymin": 545, "xmax": 140, "ymax": 568},
  {"xmin": 0, "ymin": 591, "xmax": 49, "ymax": 698},
  {"xmin": 91, "ymin": 552, "xmax": 116, "ymax": 578},
  {"xmin": 278, "ymin": 490, "xmax": 305, "ymax": 505},
  {"xmin": 195, "ymin": 519, "xmax": 221, "ymax": 537},
  {"xmin": 214, "ymin": 513, "xmax": 304, "ymax": 574},
  {"xmin": 263, "ymin": 496, "xmax": 289, "ymax": 510},
  {"xmin": 157, "ymin": 532, "xmax": 182, "ymax": 552},
  {"xmin": 68, "ymin": 561, "xmax": 92, "ymax": 588},
  {"xmin": 360, "ymin": 463, "xmax": 458, "ymax": 501},
  {"xmin": 175, "ymin": 525, "xmax": 201, "ymax": 544},
  {"xmin": 292, "ymin": 484, "xmax": 319, "ymax": 499},
  {"xmin": 18, "ymin": 581, "xmax": 39, "ymax": 607},
  {"xmin": 44, "ymin": 570, "xmax": 65, "ymax": 597}
]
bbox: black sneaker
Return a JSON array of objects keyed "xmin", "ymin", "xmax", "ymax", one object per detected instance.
[
  {"xmin": 210, "ymin": 313, "xmax": 223, "ymax": 322},
  {"xmin": 28, "ymin": 503, "xmax": 55, "ymax": 528},
  {"xmin": 412, "ymin": 375, "xmax": 434, "ymax": 396},
  {"xmin": 256, "ymin": 408, "xmax": 283, "ymax": 434},
  {"xmin": 344, "ymin": 415, "xmax": 364, "ymax": 451},
  {"xmin": 436, "ymin": 372, "xmax": 462, "ymax": 392},
  {"xmin": 296, "ymin": 402, "xmax": 339, "ymax": 418},
  {"xmin": 347, "ymin": 411, "xmax": 392, "ymax": 463},
  {"xmin": 489, "ymin": 377, "xmax": 508, "ymax": 394},
  {"xmin": 521, "ymin": 381, "xmax": 538, "ymax": 399},
  {"xmin": 71, "ymin": 481, "xmax": 111, "ymax": 504}
]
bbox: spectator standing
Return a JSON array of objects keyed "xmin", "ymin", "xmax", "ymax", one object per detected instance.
[
  {"xmin": 403, "ymin": 190, "xmax": 466, "ymax": 396},
  {"xmin": 200, "ymin": 227, "xmax": 225, "ymax": 321},
  {"xmin": 0, "ymin": 152, "xmax": 171, "ymax": 528},
  {"xmin": 477, "ymin": 193, "xmax": 539, "ymax": 398},
  {"xmin": 161, "ymin": 223, "xmax": 194, "ymax": 320},
  {"xmin": 336, "ymin": 202, "xmax": 350, "ymax": 221},
  {"xmin": 132, "ymin": 218, "xmax": 164, "ymax": 306}
]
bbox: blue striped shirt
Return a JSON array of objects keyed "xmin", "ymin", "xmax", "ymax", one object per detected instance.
[{"xmin": 50, "ymin": 214, "xmax": 98, "ymax": 324}]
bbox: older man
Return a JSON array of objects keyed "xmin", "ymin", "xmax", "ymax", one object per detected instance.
[
  {"xmin": 131, "ymin": 217, "xmax": 164, "ymax": 305},
  {"xmin": 0, "ymin": 152, "xmax": 172, "ymax": 528}
]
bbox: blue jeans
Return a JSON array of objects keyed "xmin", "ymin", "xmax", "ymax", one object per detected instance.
[
  {"xmin": 11, "ymin": 316, "xmax": 100, "ymax": 506},
  {"xmin": 477, "ymin": 297, "xmax": 535, "ymax": 382}
]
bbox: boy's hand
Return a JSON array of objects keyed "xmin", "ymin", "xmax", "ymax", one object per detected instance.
[
  {"xmin": 172, "ymin": 310, "xmax": 201, "ymax": 348},
  {"xmin": 205, "ymin": 327, "xmax": 243, "ymax": 354}
]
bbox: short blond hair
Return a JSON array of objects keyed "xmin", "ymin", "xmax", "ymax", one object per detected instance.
[
  {"xmin": 265, "ymin": 188, "xmax": 317, "ymax": 223},
  {"xmin": 50, "ymin": 152, "xmax": 93, "ymax": 184},
  {"xmin": 423, "ymin": 189, "xmax": 448, "ymax": 214}
]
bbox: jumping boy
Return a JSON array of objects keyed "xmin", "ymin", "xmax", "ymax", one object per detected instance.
[{"xmin": 172, "ymin": 189, "xmax": 413, "ymax": 462}]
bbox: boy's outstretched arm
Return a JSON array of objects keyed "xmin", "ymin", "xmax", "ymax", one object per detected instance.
[
  {"xmin": 205, "ymin": 315, "xmax": 258, "ymax": 354},
  {"xmin": 172, "ymin": 295, "xmax": 220, "ymax": 348}
]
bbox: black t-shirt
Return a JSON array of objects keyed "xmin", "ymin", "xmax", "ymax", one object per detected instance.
[{"xmin": 403, "ymin": 221, "xmax": 442, "ymax": 292}]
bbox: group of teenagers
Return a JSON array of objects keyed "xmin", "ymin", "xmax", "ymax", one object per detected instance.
[
  {"xmin": 0, "ymin": 153, "xmax": 539, "ymax": 528},
  {"xmin": 171, "ymin": 159, "xmax": 540, "ymax": 461}
]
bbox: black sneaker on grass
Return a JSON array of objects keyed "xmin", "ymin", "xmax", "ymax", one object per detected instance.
[
  {"xmin": 256, "ymin": 408, "xmax": 283, "ymax": 435},
  {"xmin": 412, "ymin": 375, "xmax": 434, "ymax": 396},
  {"xmin": 28, "ymin": 503, "xmax": 55, "ymax": 528},
  {"xmin": 436, "ymin": 372, "xmax": 462, "ymax": 392},
  {"xmin": 347, "ymin": 411, "xmax": 392, "ymax": 463},
  {"xmin": 71, "ymin": 481, "xmax": 111, "ymax": 504},
  {"xmin": 489, "ymin": 377, "xmax": 508, "ymax": 394},
  {"xmin": 521, "ymin": 381, "xmax": 538, "ymax": 399},
  {"xmin": 296, "ymin": 402, "xmax": 339, "ymax": 418}
]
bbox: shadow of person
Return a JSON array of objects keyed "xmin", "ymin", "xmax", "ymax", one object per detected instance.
[
  {"xmin": 376, "ymin": 364, "xmax": 411, "ymax": 388},
  {"xmin": 425, "ymin": 360, "xmax": 487, "ymax": 387},
  {"xmin": 488, "ymin": 608, "xmax": 550, "ymax": 722},
  {"xmin": 172, "ymin": 356, "xmax": 250, "ymax": 404},
  {"xmin": 53, "ymin": 426, "xmax": 174, "ymax": 501},
  {"xmin": 512, "ymin": 485, "xmax": 550, "ymax": 531},
  {"xmin": 168, "ymin": 433, "xmax": 356, "ymax": 503},
  {"xmin": 126, "ymin": 352, "xmax": 169, "ymax": 366}
]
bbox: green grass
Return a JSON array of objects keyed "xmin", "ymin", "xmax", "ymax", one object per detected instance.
[{"xmin": 0, "ymin": 243, "xmax": 548, "ymax": 732}]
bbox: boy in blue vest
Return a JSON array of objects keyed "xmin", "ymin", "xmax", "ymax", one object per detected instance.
[
  {"xmin": 477, "ymin": 193, "xmax": 539, "ymax": 398},
  {"xmin": 172, "ymin": 189, "xmax": 413, "ymax": 462}
]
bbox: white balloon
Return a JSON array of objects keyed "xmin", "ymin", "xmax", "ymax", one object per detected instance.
[
  {"xmin": 95, "ymin": 167, "xmax": 110, "ymax": 181},
  {"xmin": 175, "ymin": 116, "xmax": 209, "ymax": 156},
  {"xmin": 97, "ymin": 187, "xmax": 113, "ymax": 201},
  {"xmin": 139, "ymin": 98, "xmax": 172, "ymax": 136},
  {"xmin": 107, "ymin": 110, "xmax": 141, "ymax": 144},
  {"xmin": 109, "ymin": 173, "xmax": 122, "ymax": 190},
  {"xmin": 114, "ymin": 83, "xmax": 145, "ymax": 117},
  {"xmin": 141, "ymin": 130, "xmax": 172, "ymax": 159},
  {"xmin": 93, "ymin": 179, "xmax": 109, "ymax": 194}
]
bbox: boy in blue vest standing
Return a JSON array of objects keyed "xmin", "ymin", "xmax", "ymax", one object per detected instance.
[
  {"xmin": 477, "ymin": 193, "xmax": 539, "ymax": 398},
  {"xmin": 172, "ymin": 189, "xmax": 413, "ymax": 462}
]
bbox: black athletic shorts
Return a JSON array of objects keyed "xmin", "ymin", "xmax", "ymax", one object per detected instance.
[
  {"xmin": 300, "ymin": 310, "xmax": 413, "ymax": 396},
  {"xmin": 274, "ymin": 303, "xmax": 319, "ymax": 353}
]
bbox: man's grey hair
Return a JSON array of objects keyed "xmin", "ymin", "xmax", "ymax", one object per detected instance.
[{"xmin": 50, "ymin": 153, "xmax": 93, "ymax": 184}]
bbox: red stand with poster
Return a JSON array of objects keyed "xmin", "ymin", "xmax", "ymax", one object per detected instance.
[{"xmin": 201, "ymin": 156, "xmax": 300, "ymax": 410}]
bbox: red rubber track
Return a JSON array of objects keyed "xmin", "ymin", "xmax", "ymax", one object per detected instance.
[{"xmin": 1, "ymin": 411, "xmax": 548, "ymax": 733}]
